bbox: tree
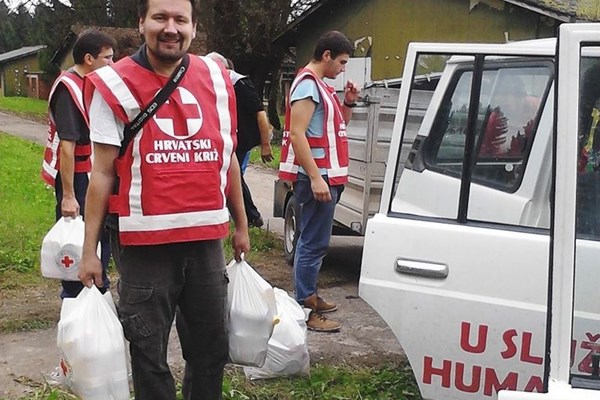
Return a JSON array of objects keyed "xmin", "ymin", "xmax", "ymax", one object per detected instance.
[
  {"xmin": 0, "ymin": 2, "xmax": 20, "ymax": 52},
  {"xmin": 198, "ymin": 0, "xmax": 319, "ymax": 129},
  {"xmin": 109, "ymin": 1, "xmax": 138, "ymax": 28}
]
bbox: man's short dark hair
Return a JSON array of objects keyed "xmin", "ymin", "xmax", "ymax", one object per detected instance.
[
  {"xmin": 137, "ymin": 0, "xmax": 198, "ymax": 22},
  {"xmin": 313, "ymin": 30, "xmax": 354, "ymax": 61},
  {"xmin": 72, "ymin": 29, "xmax": 116, "ymax": 65}
]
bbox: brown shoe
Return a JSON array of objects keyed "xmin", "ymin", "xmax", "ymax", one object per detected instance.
[
  {"xmin": 316, "ymin": 296, "xmax": 337, "ymax": 313},
  {"xmin": 306, "ymin": 311, "xmax": 341, "ymax": 332},
  {"xmin": 304, "ymin": 293, "xmax": 338, "ymax": 313}
]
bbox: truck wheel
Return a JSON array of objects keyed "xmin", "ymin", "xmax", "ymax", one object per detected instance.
[{"xmin": 284, "ymin": 195, "xmax": 298, "ymax": 266}]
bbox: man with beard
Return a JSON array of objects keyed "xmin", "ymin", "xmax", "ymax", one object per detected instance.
[{"xmin": 78, "ymin": 0, "xmax": 249, "ymax": 399}]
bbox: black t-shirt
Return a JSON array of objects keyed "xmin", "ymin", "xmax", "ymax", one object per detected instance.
[
  {"xmin": 235, "ymin": 77, "xmax": 264, "ymax": 153},
  {"xmin": 50, "ymin": 75, "xmax": 90, "ymax": 145}
]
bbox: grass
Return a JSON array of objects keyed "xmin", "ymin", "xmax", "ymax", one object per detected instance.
[
  {"xmin": 10, "ymin": 363, "xmax": 419, "ymax": 400},
  {"xmin": 221, "ymin": 363, "xmax": 420, "ymax": 400},
  {"xmin": 0, "ymin": 96, "xmax": 48, "ymax": 122},
  {"xmin": 0, "ymin": 133, "xmax": 54, "ymax": 277}
]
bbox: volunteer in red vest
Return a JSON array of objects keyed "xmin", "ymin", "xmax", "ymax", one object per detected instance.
[
  {"xmin": 41, "ymin": 29, "xmax": 115, "ymax": 299},
  {"xmin": 279, "ymin": 31, "xmax": 359, "ymax": 332},
  {"xmin": 78, "ymin": 0, "xmax": 249, "ymax": 398}
]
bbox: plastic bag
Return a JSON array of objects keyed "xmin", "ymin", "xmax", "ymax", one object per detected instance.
[
  {"xmin": 40, "ymin": 216, "xmax": 85, "ymax": 281},
  {"xmin": 244, "ymin": 288, "xmax": 310, "ymax": 380},
  {"xmin": 228, "ymin": 258, "xmax": 278, "ymax": 367},
  {"xmin": 57, "ymin": 286, "xmax": 130, "ymax": 400}
]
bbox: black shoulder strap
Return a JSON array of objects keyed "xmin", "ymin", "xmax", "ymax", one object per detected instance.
[{"xmin": 119, "ymin": 54, "xmax": 190, "ymax": 157}]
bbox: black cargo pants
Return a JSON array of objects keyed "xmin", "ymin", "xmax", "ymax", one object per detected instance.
[{"xmin": 110, "ymin": 231, "xmax": 229, "ymax": 400}]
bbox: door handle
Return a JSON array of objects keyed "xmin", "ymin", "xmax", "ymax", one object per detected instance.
[{"xmin": 395, "ymin": 258, "xmax": 449, "ymax": 279}]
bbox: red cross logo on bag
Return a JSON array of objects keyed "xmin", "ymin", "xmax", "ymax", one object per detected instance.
[
  {"xmin": 60, "ymin": 255, "xmax": 74, "ymax": 269},
  {"xmin": 154, "ymin": 87, "xmax": 203, "ymax": 139},
  {"xmin": 55, "ymin": 246, "xmax": 81, "ymax": 272}
]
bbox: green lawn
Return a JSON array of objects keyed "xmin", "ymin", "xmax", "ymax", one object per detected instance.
[
  {"xmin": 0, "ymin": 96, "xmax": 47, "ymax": 121},
  {"xmin": 0, "ymin": 133, "xmax": 54, "ymax": 276}
]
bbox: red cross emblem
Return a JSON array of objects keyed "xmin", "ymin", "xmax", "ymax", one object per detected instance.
[
  {"xmin": 154, "ymin": 87, "xmax": 203, "ymax": 139},
  {"xmin": 60, "ymin": 255, "xmax": 74, "ymax": 269}
]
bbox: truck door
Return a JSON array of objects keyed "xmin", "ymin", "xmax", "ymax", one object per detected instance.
[
  {"xmin": 499, "ymin": 23, "xmax": 600, "ymax": 400},
  {"xmin": 359, "ymin": 42, "xmax": 556, "ymax": 400}
]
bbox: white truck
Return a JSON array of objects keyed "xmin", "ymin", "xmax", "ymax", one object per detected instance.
[{"xmin": 359, "ymin": 23, "xmax": 600, "ymax": 399}]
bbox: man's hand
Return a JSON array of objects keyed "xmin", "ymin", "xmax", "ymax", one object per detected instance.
[
  {"xmin": 61, "ymin": 195, "xmax": 80, "ymax": 218},
  {"xmin": 231, "ymin": 226, "xmax": 250, "ymax": 262},
  {"xmin": 344, "ymin": 79, "xmax": 360, "ymax": 104},
  {"xmin": 78, "ymin": 252, "xmax": 103, "ymax": 288},
  {"xmin": 260, "ymin": 143, "xmax": 274, "ymax": 163},
  {"xmin": 311, "ymin": 175, "xmax": 332, "ymax": 202}
]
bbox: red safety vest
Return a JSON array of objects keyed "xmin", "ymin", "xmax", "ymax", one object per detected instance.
[
  {"xmin": 83, "ymin": 56, "xmax": 237, "ymax": 246},
  {"xmin": 41, "ymin": 71, "xmax": 92, "ymax": 186},
  {"xmin": 278, "ymin": 68, "xmax": 349, "ymax": 185}
]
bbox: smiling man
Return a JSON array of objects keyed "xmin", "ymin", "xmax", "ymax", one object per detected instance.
[{"xmin": 78, "ymin": 0, "xmax": 249, "ymax": 399}]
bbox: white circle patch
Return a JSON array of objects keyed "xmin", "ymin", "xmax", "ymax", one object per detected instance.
[{"xmin": 153, "ymin": 87, "xmax": 203, "ymax": 139}]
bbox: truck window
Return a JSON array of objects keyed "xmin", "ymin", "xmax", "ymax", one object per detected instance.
[
  {"xmin": 391, "ymin": 55, "xmax": 553, "ymax": 228},
  {"xmin": 429, "ymin": 63, "xmax": 551, "ymax": 192},
  {"xmin": 572, "ymin": 54, "xmax": 600, "ymax": 388},
  {"xmin": 576, "ymin": 59, "xmax": 600, "ymax": 240}
]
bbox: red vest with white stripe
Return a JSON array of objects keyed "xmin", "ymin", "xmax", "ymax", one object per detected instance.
[
  {"xmin": 278, "ymin": 68, "xmax": 349, "ymax": 185},
  {"xmin": 83, "ymin": 56, "xmax": 237, "ymax": 246},
  {"xmin": 41, "ymin": 71, "xmax": 92, "ymax": 186}
]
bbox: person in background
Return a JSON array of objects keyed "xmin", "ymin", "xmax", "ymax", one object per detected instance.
[
  {"xmin": 41, "ymin": 28, "xmax": 115, "ymax": 299},
  {"xmin": 207, "ymin": 51, "xmax": 273, "ymax": 228},
  {"xmin": 78, "ymin": 0, "xmax": 249, "ymax": 399},
  {"xmin": 279, "ymin": 31, "xmax": 359, "ymax": 332}
]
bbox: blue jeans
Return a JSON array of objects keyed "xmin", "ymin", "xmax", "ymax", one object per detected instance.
[
  {"xmin": 110, "ymin": 232, "xmax": 229, "ymax": 400},
  {"xmin": 293, "ymin": 173, "xmax": 344, "ymax": 303},
  {"xmin": 54, "ymin": 172, "xmax": 110, "ymax": 298},
  {"xmin": 240, "ymin": 151, "xmax": 251, "ymax": 174}
]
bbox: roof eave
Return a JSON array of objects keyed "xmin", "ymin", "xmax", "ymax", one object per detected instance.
[
  {"xmin": 504, "ymin": 0, "xmax": 574, "ymax": 22},
  {"xmin": 273, "ymin": 0, "xmax": 330, "ymax": 46},
  {"xmin": 0, "ymin": 46, "xmax": 47, "ymax": 65}
]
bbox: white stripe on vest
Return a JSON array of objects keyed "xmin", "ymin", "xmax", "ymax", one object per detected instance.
[
  {"xmin": 94, "ymin": 66, "xmax": 141, "ymax": 122},
  {"xmin": 204, "ymin": 55, "xmax": 234, "ymax": 210},
  {"xmin": 42, "ymin": 74, "xmax": 86, "ymax": 181}
]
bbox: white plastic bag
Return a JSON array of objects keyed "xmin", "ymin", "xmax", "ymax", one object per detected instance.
[
  {"xmin": 40, "ymin": 216, "xmax": 85, "ymax": 281},
  {"xmin": 57, "ymin": 286, "xmax": 130, "ymax": 400},
  {"xmin": 244, "ymin": 288, "xmax": 310, "ymax": 380},
  {"xmin": 228, "ymin": 258, "xmax": 278, "ymax": 367}
]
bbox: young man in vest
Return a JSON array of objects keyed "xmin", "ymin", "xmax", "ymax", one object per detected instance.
[
  {"xmin": 207, "ymin": 51, "xmax": 274, "ymax": 228},
  {"xmin": 41, "ymin": 29, "xmax": 115, "ymax": 298},
  {"xmin": 279, "ymin": 31, "xmax": 359, "ymax": 332},
  {"xmin": 78, "ymin": 0, "xmax": 249, "ymax": 398}
]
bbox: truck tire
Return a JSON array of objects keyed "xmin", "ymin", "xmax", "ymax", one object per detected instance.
[{"xmin": 284, "ymin": 195, "xmax": 299, "ymax": 266}]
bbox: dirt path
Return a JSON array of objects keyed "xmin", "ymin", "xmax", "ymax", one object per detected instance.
[{"xmin": 0, "ymin": 112, "xmax": 404, "ymax": 399}]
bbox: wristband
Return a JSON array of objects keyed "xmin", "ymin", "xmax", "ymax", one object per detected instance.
[{"xmin": 343, "ymin": 100, "xmax": 357, "ymax": 108}]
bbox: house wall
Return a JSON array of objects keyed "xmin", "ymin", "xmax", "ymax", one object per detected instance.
[
  {"xmin": 293, "ymin": 0, "xmax": 558, "ymax": 80},
  {"xmin": 1, "ymin": 54, "xmax": 43, "ymax": 97}
]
